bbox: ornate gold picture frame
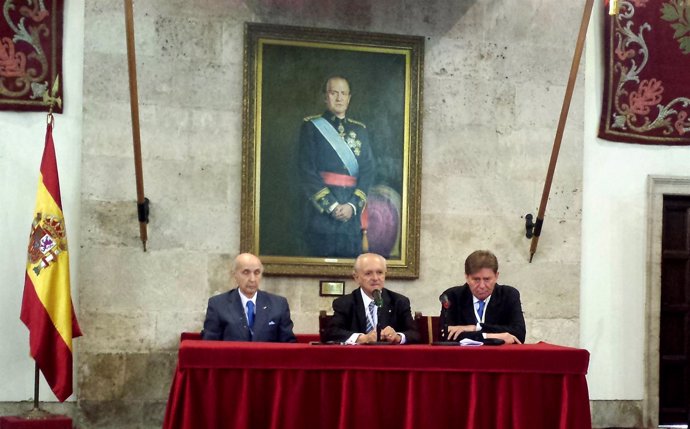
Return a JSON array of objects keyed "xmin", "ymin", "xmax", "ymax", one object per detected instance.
[{"xmin": 241, "ymin": 23, "xmax": 423, "ymax": 278}]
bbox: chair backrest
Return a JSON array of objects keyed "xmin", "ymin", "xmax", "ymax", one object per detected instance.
[
  {"xmin": 414, "ymin": 312, "xmax": 441, "ymax": 344},
  {"xmin": 181, "ymin": 332, "xmax": 202, "ymax": 341},
  {"xmin": 318, "ymin": 311, "xmax": 440, "ymax": 344},
  {"xmin": 319, "ymin": 310, "xmax": 334, "ymax": 343}
]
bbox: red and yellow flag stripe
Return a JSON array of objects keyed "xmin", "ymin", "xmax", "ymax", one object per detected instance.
[{"xmin": 20, "ymin": 121, "xmax": 81, "ymax": 402}]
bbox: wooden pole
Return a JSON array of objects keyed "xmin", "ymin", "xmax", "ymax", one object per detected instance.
[
  {"xmin": 124, "ymin": 0, "xmax": 149, "ymax": 251},
  {"xmin": 529, "ymin": 0, "xmax": 595, "ymax": 262}
]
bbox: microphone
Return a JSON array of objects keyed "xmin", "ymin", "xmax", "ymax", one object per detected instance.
[
  {"xmin": 372, "ymin": 289, "xmax": 383, "ymax": 307},
  {"xmin": 372, "ymin": 289, "xmax": 383, "ymax": 341},
  {"xmin": 439, "ymin": 293, "xmax": 451, "ymax": 341},
  {"xmin": 439, "ymin": 293, "xmax": 451, "ymax": 310}
]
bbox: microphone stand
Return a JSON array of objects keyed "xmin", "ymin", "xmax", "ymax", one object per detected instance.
[
  {"xmin": 440, "ymin": 308, "xmax": 449, "ymax": 341},
  {"xmin": 438, "ymin": 293, "xmax": 452, "ymax": 342},
  {"xmin": 376, "ymin": 305, "xmax": 382, "ymax": 342}
]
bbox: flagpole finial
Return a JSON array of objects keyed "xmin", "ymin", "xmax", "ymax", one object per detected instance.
[
  {"xmin": 43, "ymin": 75, "xmax": 62, "ymax": 117},
  {"xmin": 609, "ymin": 0, "xmax": 619, "ymax": 15}
]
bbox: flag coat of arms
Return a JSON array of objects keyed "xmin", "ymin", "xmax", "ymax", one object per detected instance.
[{"xmin": 20, "ymin": 120, "xmax": 82, "ymax": 402}]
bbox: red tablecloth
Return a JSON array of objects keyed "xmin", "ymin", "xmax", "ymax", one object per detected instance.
[{"xmin": 162, "ymin": 341, "xmax": 591, "ymax": 429}]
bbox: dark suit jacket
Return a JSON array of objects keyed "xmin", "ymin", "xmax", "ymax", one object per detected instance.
[
  {"xmin": 440, "ymin": 284, "xmax": 526, "ymax": 343},
  {"xmin": 324, "ymin": 288, "xmax": 420, "ymax": 344},
  {"xmin": 201, "ymin": 288, "xmax": 296, "ymax": 342}
]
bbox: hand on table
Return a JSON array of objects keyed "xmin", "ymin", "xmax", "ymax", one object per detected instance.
[
  {"xmin": 446, "ymin": 325, "xmax": 476, "ymax": 341},
  {"xmin": 379, "ymin": 326, "xmax": 402, "ymax": 344},
  {"xmin": 486, "ymin": 332, "xmax": 521, "ymax": 344}
]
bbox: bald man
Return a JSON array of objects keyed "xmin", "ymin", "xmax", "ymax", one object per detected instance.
[
  {"xmin": 324, "ymin": 253, "xmax": 419, "ymax": 344},
  {"xmin": 201, "ymin": 253, "xmax": 296, "ymax": 342}
]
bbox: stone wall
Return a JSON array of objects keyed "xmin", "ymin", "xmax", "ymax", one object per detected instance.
[{"xmin": 79, "ymin": 1, "xmax": 584, "ymax": 427}]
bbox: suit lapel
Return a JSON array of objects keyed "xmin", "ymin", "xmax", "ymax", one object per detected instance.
[
  {"xmin": 254, "ymin": 291, "xmax": 270, "ymax": 337},
  {"xmin": 379, "ymin": 289, "xmax": 392, "ymax": 328},
  {"xmin": 461, "ymin": 286, "xmax": 477, "ymax": 323},
  {"xmin": 353, "ymin": 289, "xmax": 368, "ymax": 332},
  {"xmin": 228, "ymin": 289, "xmax": 251, "ymax": 340},
  {"xmin": 484, "ymin": 285, "xmax": 500, "ymax": 324}
]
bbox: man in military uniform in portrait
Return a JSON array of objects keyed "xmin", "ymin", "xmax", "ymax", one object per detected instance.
[{"xmin": 298, "ymin": 75, "xmax": 376, "ymax": 258}]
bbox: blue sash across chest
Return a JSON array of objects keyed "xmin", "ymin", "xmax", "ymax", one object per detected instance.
[{"xmin": 310, "ymin": 117, "xmax": 359, "ymax": 177}]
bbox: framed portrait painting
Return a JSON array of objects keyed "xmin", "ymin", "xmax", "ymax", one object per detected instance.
[{"xmin": 241, "ymin": 23, "xmax": 423, "ymax": 279}]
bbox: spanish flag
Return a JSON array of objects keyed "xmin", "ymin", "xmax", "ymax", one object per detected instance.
[{"xmin": 20, "ymin": 119, "xmax": 82, "ymax": 402}]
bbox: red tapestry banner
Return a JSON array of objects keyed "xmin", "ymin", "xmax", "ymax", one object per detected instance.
[
  {"xmin": 599, "ymin": 1, "xmax": 690, "ymax": 145},
  {"xmin": 0, "ymin": 0, "xmax": 63, "ymax": 112}
]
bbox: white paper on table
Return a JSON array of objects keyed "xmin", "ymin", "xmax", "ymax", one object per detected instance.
[{"xmin": 459, "ymin": 338, "xmax": 483, "ymax": 346}]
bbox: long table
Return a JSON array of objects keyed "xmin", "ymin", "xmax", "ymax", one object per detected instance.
[{"xmin": 162, "ymin": 340, "xmax": 591, "ymax": 429}]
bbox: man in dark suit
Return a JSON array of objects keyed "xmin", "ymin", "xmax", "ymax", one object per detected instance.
[
  {"xmin": 440, "ymin": 250, "xmax": 525, "ymax": 344},
  {"xmin": 324, "ymin": 253, "xmax": 419, "ymax": 344},
  {"xmin": 201, "ymin": 253, "xmax": 296, "ymax": 342}
]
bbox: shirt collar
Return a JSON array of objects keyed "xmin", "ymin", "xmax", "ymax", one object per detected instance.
[
  {"xmin": 473, "ymin": 294, "xmax": 492, "ymax": 305},
  {"xmin": 325, "ymin": 111, "xmax": 346, "ymax": 124},
  {"xmin": 360, "ymin": 288, "xmax": 374, "ymax": 306},
  {"xmin": 238, "ymin": 289, "xmax": 258, "ymax": 308}
]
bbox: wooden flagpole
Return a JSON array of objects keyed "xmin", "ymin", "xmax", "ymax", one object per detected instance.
[
  {"xmin": 124, "ymin": 0, "xmax": 149, "ymax": 251},
  {"xmin": 529, "ymin": 0, "xmax": 595, "ymax": 262}
]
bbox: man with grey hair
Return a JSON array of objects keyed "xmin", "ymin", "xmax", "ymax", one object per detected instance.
[
  {"xmin": 202, "ymin": 253, "xmax": 296, "ymax": 342},
  {"xmin": 324, "ymin": 253, "xmax": 419, "ymax": 344}
]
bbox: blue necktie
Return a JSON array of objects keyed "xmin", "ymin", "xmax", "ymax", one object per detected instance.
[
  {"xmin": 366, "ymin": 301, "xmax": 376, "ymax": 333},
  {"xmin": 477, "ymin": 300, "xmax": 485, "ymax": 319},
  {"xmin": 246, "ymin": 301, "xmax": 255, "ymax": 330}
]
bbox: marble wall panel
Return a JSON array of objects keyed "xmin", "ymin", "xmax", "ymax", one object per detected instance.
[
  {"xmin": 80, "ymin": 200, "xmax": 144, "ymax": 248},
  {"xmin": 589, "ymin": 400, "xmax": 644, "ymax": 429},
  {"xmin": 78, "ymin": 311, "xmax": 157, "ymax": 354},
  {"xmin": 82, "ymin": 102, "xmax": 135, "ymax": 158},
  {"xmin": 153, "ymin": 16, "xmax": 224, "ymax": 61},
  {"xmin": 83, "ymin": 10, "xmax": 156, "ymax": 56},
  {"xmin": 528, "ymin": 317, "xmax": 579, "ymax": 347},
  {"xmin": 79, "ymin": 248, "xmax": 208, "ymax": 313},
  {"xmin": 77, "ymin": 353, "xmax": 127, "ymax": 401}
]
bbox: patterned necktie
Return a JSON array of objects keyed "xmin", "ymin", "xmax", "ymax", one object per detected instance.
[
  {"xmin": 246, "ymin": 301, "xmax": 255, "ymax": 330},
  {"xmin": 366, "ymin": 301, "xmax": 376, "ymax": 333},
  {"xmin": 477, "ymin": 300, "xmax": 485, "ymax": 319}
]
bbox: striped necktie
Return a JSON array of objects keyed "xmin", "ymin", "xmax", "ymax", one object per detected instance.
[{"xmin": 366, "ymin": 301, "xmax": 376, "ymax": 333}]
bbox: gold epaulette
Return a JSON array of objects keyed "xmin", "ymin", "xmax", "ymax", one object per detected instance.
[
  {"xmin": 347, "ymin": 118, "xmax": 366, "ymax": 128},
  {"xmin": 303, "ymin": 114, "xmax": 321, "ymax": 122}
]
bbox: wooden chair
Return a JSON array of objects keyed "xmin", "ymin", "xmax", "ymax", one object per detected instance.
[
  {"xmin": 414, "ymin": 312, "xmax": 441, "ymax": 344},
  {"xmin": 319, "ymin": 310, "xmax": 333, "ymax": 343},
  {"xmin": 319, "ymin": 311, "xmax": 440, "ymax": 344},
  {"xmin": 181, "ymin": 332, "xmax": 202, "ymax": 341}
]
